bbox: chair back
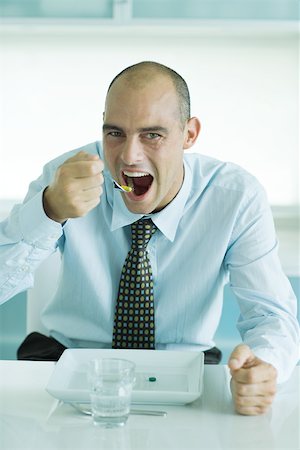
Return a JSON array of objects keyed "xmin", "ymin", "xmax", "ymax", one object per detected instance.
[{"xmin": 26, "ymin": 251, "xmax": 61, "ymax": 334}]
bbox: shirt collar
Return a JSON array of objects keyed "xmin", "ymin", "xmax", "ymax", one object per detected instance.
[{"xmin": 107, "ymin": 159, "xmax": 192, "ymax": 242}]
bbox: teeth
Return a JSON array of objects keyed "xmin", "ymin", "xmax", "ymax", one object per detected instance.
[{"xmin": 123, "ymin": 171, "xmax": 150, "ymax": 177}]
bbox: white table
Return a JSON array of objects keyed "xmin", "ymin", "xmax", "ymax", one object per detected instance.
[{"xmin": 0, "ymin": 361, "xmax": 299, "ymax": 450}]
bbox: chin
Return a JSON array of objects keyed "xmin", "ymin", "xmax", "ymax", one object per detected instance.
[
  {"xmin": 127, "ymin": 206, "xmax": 154, "ymax": 215},
  {"xmin": 124, "ymin": 200, "xmax": 155, "ymax": 215}
]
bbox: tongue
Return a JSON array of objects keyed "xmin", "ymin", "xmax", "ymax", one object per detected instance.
[
  {"xmin": 131, "ymin": 175, "xmax": 153, "ymax": 196},
  {"xmin": 132, "ymin": 175, "xmax": 152, "ymax": 187}
]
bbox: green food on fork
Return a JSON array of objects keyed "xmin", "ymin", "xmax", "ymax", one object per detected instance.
[{"xmin": 113, "ymin": 179, "xmax": 133, "ymax": 192}]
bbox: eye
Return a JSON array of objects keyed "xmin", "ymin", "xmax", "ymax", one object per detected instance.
[
  {"xmin": 108, "ymin": 131, "xmax": 122, "ymax": 137},
  {"xmin": 145, "ymin": 133, "xmax": 161, "ymax": 139}
]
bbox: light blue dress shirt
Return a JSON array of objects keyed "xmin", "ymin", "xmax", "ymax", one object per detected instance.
[{"xmin": 0, "ymin": 141, "xmax": 299, "ymax": 382}]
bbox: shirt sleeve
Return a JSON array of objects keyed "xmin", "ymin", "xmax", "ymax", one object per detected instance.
[
  {"xmin": 224, "ymin": 184, "xmax": 300, "ymax": 383},
  {"xmin": 0, "ymin": 166, "xmax": 63, "ymax": 305},
  {"xmin": 0, "ymin": 143, "xmax": 101, "ymax": 305}
]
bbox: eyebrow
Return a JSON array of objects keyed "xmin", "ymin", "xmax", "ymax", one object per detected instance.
[
  {"xmin": 102, "ymin": 124, "xmax": 168, "ymax": 134},
  {"xmin": 138, "ymin": 126, "xmax": 169, "ymax": 134},
  {"xmin": 102, "ymin": 124, "xmax": 123, "ymax": 132}
]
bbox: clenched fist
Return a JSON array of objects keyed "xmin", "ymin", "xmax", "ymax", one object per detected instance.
[
  {"xmin": 43, "ymin": 151, "xmax": 104, "ymax": 223},
  {"xmin": 228, "ymin": 344, "xmax": 277, "ymax": 416}
]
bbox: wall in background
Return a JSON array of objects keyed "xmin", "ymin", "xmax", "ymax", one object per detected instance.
[
  {"xmin": 0, "ymin": 26, "xmax": 298, "ymax": 206},
  {"xmin": 0, "ymin": 19, "xmax": 298, "ymax": 361},
  {"xmin": 1, "ymin": 0, "xmax": 297, "ymax": 21}
]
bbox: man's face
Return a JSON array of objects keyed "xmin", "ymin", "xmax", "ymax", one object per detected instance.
[{"xmin": 103, "ymin": 76, "xmax": 189, "ymax": 214}]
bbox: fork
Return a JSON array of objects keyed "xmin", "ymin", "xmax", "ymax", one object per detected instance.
[{"xmin": 69, "ymin": 402, "xmax": 167, "ymax": 417}]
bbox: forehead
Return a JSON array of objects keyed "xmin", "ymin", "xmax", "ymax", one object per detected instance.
[{"xmin": 104, "ymin": 75, "xmax": 180, "ymax": 127}]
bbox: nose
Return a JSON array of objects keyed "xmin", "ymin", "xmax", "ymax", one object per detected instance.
[{"xmin": 121, "ymin": 136, "xmax": 143, "ymax": 165}]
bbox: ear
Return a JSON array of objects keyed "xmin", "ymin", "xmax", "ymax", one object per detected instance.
[{"xmin": 183, "ymin": 117, "xmax": 201, "ymax": 150}]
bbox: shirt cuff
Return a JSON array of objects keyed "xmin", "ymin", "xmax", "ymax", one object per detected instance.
[
  {"xmin": 251, "ymin": 346, "xmax": 299, "ymax": 384},
  {"xmin": 19, "ymin": 189, "xmax": 63, "ymax": 249}
]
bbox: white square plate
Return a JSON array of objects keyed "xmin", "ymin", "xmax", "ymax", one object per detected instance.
[{"xmin": 46, "ymin": 349, "xmax": 204, "ymax": 405}]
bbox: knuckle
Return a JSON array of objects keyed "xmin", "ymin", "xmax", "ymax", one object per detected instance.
[
  {"xmin": 76, "ymin": 150, "xmax": 85, "ymax": 158},
  {"xmin": 236, "ymin": 406, "xmax": 252, "ymax": 416},
  {"xmin": 91, "ymin": 161, "xmax": 102, "ymax": 175},
  {"xmin": 270, "ymin": 365, "xmax": 278, "ymax": 379},
  {"xmin": 268, "ymin": 385, "xmax": 277, "ymax": 396},
  {"xmin": 58, "ymin": 164, "xmax": 69, "ymax": 178},
  {"xmin": 93, "ymin": 187, "xmax": 102, "ymax": 198},
  {"xmin": 68, "ymin": 199, "xmax": 83, "ymax": 215},
  {"xmin": 91, "ymin": 163, "xmax": 98, "ymax": 175},
  {"xmin": 264, "ymin": 396, "xmax": 273, "ymax": 406},
  {"xmin": 247, "ymin": 368, "xmax": 257, "ymax": 384},
  {"xmin": 84, "ymin": 164, "xmax": 94, "ymax": 176},
  {"xmin": 237, "ymin": 384, "xmax": 247, "ymax": 396},
  {"xmin": 64, "ymin": 181, "xmax": 75, "ymax": 194},
  {"xmin": 235, "ymin": 397, "xmax": 245, "ymax": 408},
  {"xmin": 258, "ymin": 405, "xmax": 269, "ymax": 414},
  {"xmin": 255, "ymin": 406, "xmax": 264, "ymax": 415},
  {"xmin": 63, "ymin": 183, "xmax": 78, "ymax": 200},
  {"xmin": 235, "ymin": 393, "xmax": 248, "ymax": 408},
  {"xmin": 96, "ymin": 173, "xmax": 104, "ymax": 184}
]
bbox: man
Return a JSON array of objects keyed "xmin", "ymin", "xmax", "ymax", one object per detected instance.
[{"xmin": 0, "ymin": 61, "xmax": 299, "ymax": 416}]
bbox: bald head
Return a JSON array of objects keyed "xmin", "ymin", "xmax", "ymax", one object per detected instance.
[{"xmin": 106, "ymin": 61, "xmax": 191, "ymax": 127}]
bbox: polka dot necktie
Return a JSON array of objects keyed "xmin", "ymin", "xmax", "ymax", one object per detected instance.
[{"xmin": 112, "ymin": 219, "xmax": 157, "ymax": 350}]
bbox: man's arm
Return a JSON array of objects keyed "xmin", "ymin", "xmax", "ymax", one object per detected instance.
[
  {"xmin": 224, "ymin": 182, "xmax": 299, "ymax": 413},
  {"xmin": 228, "ymin": 344, "xmax": 277, "ymax": 415},
  {"xmin": 0, "ymin": 147, "xmax": 104, "ymax": 304}
]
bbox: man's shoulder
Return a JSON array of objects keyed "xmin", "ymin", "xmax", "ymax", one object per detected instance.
[{"xmin": 185, "ymin": 152, "xmax": 263, "ymax": 196}]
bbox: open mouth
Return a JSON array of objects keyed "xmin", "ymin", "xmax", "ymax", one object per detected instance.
[{"xmin": 123, "ymin": 171, "xmax": 154, "ymax": 197}]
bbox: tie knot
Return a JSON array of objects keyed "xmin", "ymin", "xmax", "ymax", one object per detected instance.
[{"xmin": 131, "ymin": 219, "xmax": 157, "ymax": 249}]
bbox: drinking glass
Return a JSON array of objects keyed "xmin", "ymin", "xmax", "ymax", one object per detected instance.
[{"xmin": 88, "ymin": 358, "xmax": 136, "ymax": 427}]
